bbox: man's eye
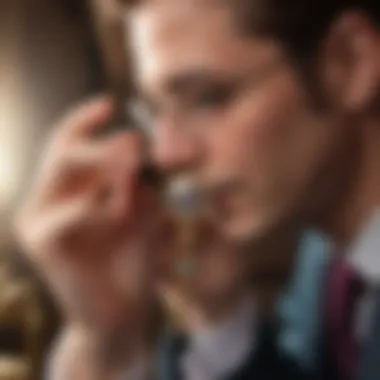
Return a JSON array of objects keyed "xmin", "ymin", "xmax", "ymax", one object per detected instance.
[{"xmin": 193, "ymin": 86, "xmax": 234, "ymax": 109}]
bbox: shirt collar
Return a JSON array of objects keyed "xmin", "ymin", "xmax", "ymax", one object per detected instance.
[
  {"xmin": 189, "ymin": 294, "xmax": 256, "ymax": 350},
  {"xmin": 347, "ymin": 210, "xmax": 380, "ymax": 285},
  {"xmin": 183, "ymin": 294, "xmax": 257, "ymax": 379}
]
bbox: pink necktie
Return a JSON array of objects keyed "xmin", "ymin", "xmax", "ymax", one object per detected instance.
[{"xmin": 327, "ymin": 257, "xmax": 365, "ymax": 378}]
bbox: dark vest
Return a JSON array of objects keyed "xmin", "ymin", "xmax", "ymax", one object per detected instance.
[{"xmin": 156, "ymin": 321, "xmax": 315, "ymax": 380}]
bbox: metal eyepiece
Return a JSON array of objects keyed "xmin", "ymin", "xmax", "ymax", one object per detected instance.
[{"xmin": 166, "ymin": 176, "xmax": 204, "ymax": 218}]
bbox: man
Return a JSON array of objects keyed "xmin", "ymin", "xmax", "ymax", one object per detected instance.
[
  {"xmin": 14, "ymin": 0, "xmax": 380, "ymax": 378},
  {"xmin": 126, "ymin": 1, "xmax": 380, "ymax": 379}
]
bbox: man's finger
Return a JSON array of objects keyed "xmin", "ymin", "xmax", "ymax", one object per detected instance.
[
  {"xmin": 24, "ymin": 190, "xmax": 107, "ymax": 259},
  {"xmin": 106, "ymin": 132, "xmax": 144, "ymax": 218},
  {"xmin": 62, "ymin": 135, "xmax": 130, "ymax": 170},
  {"xmin": 58, "ymin": 95, "xmax": 114, "ymax": 142}
]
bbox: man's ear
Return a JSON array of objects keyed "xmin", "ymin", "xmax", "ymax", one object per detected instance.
[{"xmin": 318, "ymin": 11, "xmax": 380, "ymax": 113}]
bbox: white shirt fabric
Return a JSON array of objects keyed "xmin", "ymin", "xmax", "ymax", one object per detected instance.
[
  {"xmin": 346, "ymin": 211, "xmax": 380, "ymax": 341},
  {"xmin": 348, "ymin": 211, "xmax": 380, "ymax": 284},
  {"xmin": 181, "ymin": 296, "xmax": 257, "ymax": 380}
]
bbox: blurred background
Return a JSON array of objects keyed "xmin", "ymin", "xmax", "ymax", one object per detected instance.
[{"xmin": 0, "ymin": 0, "xmax": 128, "ymax": 378}]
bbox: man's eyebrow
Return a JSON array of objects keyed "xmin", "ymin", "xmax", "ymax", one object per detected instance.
[
  {"xmin": 164, "ymin": 68, "xmax": 235, "ymax": 95},
  {"xmin": 133, "ymin": 68, "xmax": 241, "ymax": 110}
]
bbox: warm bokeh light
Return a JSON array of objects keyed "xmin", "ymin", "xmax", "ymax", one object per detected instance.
[{"xmin": 0, "ymin": 65, "xmax": 25, "ymax": 214}]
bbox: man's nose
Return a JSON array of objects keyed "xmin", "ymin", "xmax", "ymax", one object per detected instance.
[{"xmin": 151, "ymin": 122, "xmax": 201, "ymax": 172}]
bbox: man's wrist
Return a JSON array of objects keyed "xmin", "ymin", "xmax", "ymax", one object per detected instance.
[{"xmin": 80, "ymin": 323, "xmax": 148, "ymax": 373}]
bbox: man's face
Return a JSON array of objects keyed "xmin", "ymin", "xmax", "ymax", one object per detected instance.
[{"xmin": 129, "ymin": 0, "xmax": 348, "ymax": 242}]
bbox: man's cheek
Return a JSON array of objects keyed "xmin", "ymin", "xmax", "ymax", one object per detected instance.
[
  {"xmin": 231, "ymin": 122, "xmax": 280, "ymax": 179},
  {"xmin": 205, "ymin": 101, "xmax": 291, "ymax": 182},
  {"xmin": 210, "ymin": 124, "xmax": 266, "ymax": 176},
  {"xmin": 231, "ymin": 97, "xmax": 287, "ymax": 156}
]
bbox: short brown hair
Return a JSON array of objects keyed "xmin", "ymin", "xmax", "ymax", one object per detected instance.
[
  {"xmin": 232, "ymin": 0, "xmax": 380, "ymax": 58},
  {"xmin": 122, "ymin": 0, "xmax": 380, "ymax": 58}
]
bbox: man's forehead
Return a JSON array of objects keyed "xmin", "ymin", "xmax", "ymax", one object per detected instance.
[
  {"xmin": 129, "ymin": 0, "xmax": 232, "ymax": 39},
  {"xmin": 127, "ymin": 0, "xmax": 279, "ymax": 92}
]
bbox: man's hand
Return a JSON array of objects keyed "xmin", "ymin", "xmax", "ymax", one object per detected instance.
[
  {"xmin": 13, "ymin": 97, "xmax": 162, "ymax": 368},
  {"xmin": 12, "ymin": 96, "xmax": 253, "ymax": 378}
]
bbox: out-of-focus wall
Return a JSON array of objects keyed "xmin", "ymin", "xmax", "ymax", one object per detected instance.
[
  {"xmin": 0, "ymin": 0, "xmax": 92, "ymax": 251},
  {"xmin": 0, "ymin": 2, "xmax": 102, "ymax": 374}
]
